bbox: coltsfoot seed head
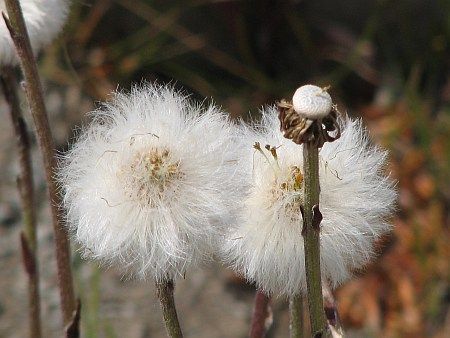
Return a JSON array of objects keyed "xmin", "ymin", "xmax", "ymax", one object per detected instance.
[
  {"xmin": 0, "ymin": 0, "xmax": 70, "ymax": 65},
  {"xmin": 58, "ymin": 84, "xmax": 245, "ymax": 282},
  {"xmin": 223, "ymin": 106, "xmax": 396, "ymax": 296},
  {"xmin": 292, "ymin": 84, "xmax": 333, "ymax": 119}
]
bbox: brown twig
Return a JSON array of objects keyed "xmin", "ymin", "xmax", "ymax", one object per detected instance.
[
  {"xmin": 250, "ymin": 290, "xmax": 272, "ymax": 338},
  {"xmin": 116, "ymin": 0, "xmax": 271, "ymax": 89},
  {"xmin": 2, "ymin": 0, "xmax": 76, "ymax": 329},
  {"xmin": 1, "ymin": 66, "xmax": 42, "ymax": 338},
  {"xmin": 155, "ymin": 280, "xmax": 184, "ymax": 338}
]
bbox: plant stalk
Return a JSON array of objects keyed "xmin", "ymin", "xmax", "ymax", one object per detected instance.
[
  {"xmin": 302, "ymin": 141, "xmax": 326, "ymax": 337},
  {"xmin": 156, "ymin": 280, "xmax": 183, "ymax": 338},
  {"xmin": 3, "ymin": 0, "xmax": 76, "ymax": 327},
  {"xmin": 1, "ymin": 66, "xmax": 41, "ymax": 338},
  {"xmin": 250, "ymin": 290, "xmax": 272, "ymax": 338},
  {"xmin": 289, "ymin": 295, "xmax": 305, "ymax": 338}
]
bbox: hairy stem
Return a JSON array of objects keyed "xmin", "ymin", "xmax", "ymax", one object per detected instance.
[
  {"xmin": 1, "ymin": 66, "xmax": 41, "ymax": 338},
  {"xmin": 3, "ymin": 0, "xmax": 76, "ymax": 327},
  {"xmin": 290, "ymin": 295, "xmax": 305, "ymax": 338},
  {"xmin": 156, "ymin": 280, "xmax": 183, "ymax": 338},
  {"xmin": 302, "ymin": 142, "xmax": 326, "ymax": 337},
  {"xmin": 250, "ymin": 290, "xmax": 272, "ymax": 338}
]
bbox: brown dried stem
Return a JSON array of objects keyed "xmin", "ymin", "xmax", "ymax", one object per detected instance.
[
  {"xmin": 250, "ymin": 290, "xmax": 272, "ymax": 338},
  {"xmin": 2, "ymin": 0, "xmax": 76, "ymax": 328},
  {"xmin": 1, "ymin": 66, "xmax": 42, "ymax": 338},
  {"xmin": 156, "ymin": 280, "xmax": 183, "ymax": 338}
]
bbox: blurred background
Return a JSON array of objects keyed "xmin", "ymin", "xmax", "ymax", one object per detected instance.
[{"xmin": 0, "ymin": 0, "xmax": 449, "ymax": 337}]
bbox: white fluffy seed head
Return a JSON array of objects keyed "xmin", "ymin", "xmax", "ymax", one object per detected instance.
[
  {"xmin": 223, "ymin": 106, "xmax": 396, "ymax": 297},
  {"xmin": 0, "ymin": 0, "xmax": 70, "ymax": 66},
  {"xmin": 292, "ymin": 84, "xmax": 333, "ymax": 119},
  {"xmin": 58, "ymin": 84, "xmax": 245, "ymax": 282}
]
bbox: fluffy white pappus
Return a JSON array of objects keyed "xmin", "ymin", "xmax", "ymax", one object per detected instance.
[
  {"xmin": 0, "ymin": 0, "xmax": 70, "ymax": 65},
  {"xmin": 223, "ymin": 106, "xmax": 396, "ymax": 296},
  {"xmin": 58, "ymin": 84, "xmax": 245, "ymax": 282}
]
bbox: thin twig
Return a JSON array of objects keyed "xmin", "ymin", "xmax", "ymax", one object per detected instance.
[
  {"xmin": 250, "ymin": 290, "xmax": 272, "ymax": 338},
  {"xmin": 115, "ymin": 0, "xmax": 271, "ymax": 89},
  {"xmin": 1, "ymin": 66, "xmax": 41, "ymax": 338},
  {"xmin": 2, "ymin": 0, "xmax": 76, "ymax": 328},
  {"xmin": 156, "ymin": 280, "xmax": 183, "ymax": 338}
]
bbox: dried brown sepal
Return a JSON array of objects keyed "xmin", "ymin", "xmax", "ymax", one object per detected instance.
[{"xmin": 277, "ymin": 100, "xmax": 341, "ymax": 147}]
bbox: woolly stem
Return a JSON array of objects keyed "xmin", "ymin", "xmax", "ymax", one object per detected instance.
[
  {"xmin": 3, "ymin": 0, "xmax": 77, "ymax": 327},
  {"xmin": 301, "ymin": 141, "xmax": 326, "ymax": 337},
  {"xmin": 289, "ymin": 295, "xmax": 305, "ymax": 338},
  {"xmin": 156, "ymin": 280, "xmax": 183, "ymax": 338},
  {"xmin": 1, "ymin": 66, "xmax": 41, "ymax": 338},
  {"xmin": 250, "ymin": 290, "xmax": 272, "ymax": 338}
]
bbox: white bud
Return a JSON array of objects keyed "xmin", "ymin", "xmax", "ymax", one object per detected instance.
[{"xmin": 292, "ymin": 84, "xmax": 332, "ymax": 119}]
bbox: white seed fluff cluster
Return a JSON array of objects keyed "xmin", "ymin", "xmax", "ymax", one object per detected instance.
[
  {"xmin": 59, "ymin": 84, "xmax": 244, "ymax": 282},
  {"xmin": 0, "ymin": 0, "xmax": 69, "ymax": 65},
  {"xmin": 223, "ymin": 106, "xmax": 396, "ymax": 296}
]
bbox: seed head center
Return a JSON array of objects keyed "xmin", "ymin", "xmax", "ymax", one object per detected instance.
[{"xmin": 121, "ymin": 147, "xmax": 182, "ymax": 205}]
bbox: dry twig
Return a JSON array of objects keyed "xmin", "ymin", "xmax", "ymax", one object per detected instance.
[{"xmin": 2, "ymin": 0, "xmax": 77, "ymax": 329}]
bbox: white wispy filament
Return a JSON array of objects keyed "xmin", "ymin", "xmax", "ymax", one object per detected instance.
[
  {"xmin": 224, "ymin": 106, "xmax": 396, "ymax": 296},
  {"xmin": 0, "ymin": 0, "xmax": 70, "ymax": 65},
  {"xmin": 59, "ymin": 84, "xmax": 243, "ymax": 282}
]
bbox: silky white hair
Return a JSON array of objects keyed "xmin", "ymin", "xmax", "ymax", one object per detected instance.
[
  {"xmin": 223, "ymin": 106, "xmax": 396, "ymax": 296},
  {"xmin": 0, "ymin": 0, "xmax": 70, "ymax": 65},
  {"xmin": 58, "ymin": 84, "xmax": 245, "ymax": 282}
]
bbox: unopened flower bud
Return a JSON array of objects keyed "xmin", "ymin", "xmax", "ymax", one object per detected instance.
[{"xmin": 292, "ymin": 84, "xmax": 333, "ymax": 119}]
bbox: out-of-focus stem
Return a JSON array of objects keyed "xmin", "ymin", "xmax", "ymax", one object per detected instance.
[
  {"xmin": 3, "ymin": 0, "xmax": 76, "ymax": 328},
  {"xmin": 323, "ymin": 283, "xmax": 345, "ymax": 337},
  {"xmin": 302, "ymin": 141, "xmax": 326, "ymax": 337},
  {"xmin": 156, "ymin": 280, "xmax": 183, "ymax": 338},
  {"xmin": 1, "ymin": 66, "xmax": 41, "ymax": 338},
  {"xmin": 289, "ymin": 295, "xmax": 304, "ymax": 338},
  {"xmin": 250, "ymin": 290, "xmax": 272, "ymax": 338}
]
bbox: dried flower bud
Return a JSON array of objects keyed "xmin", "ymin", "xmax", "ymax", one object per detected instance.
[
  {"xmin": 278, "ymin": 84, "xmax": 340, "ymax": 147},
  {"xmin": 292, "ymin": 84, "xmax": 332, "ymax": 119}
]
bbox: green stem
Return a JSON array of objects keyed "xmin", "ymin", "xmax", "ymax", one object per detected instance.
[
  {"xmin": 1, "ymin": 66, "xmax": 41, "ymax": 338},
  {"xmin": 3, "ymin": 0, "xmax": 76, "ymax": 328},
  {"xmin": 289, "ymin": 295, "xmax": 305, "ymax": 338},
  {"xmin": 156, "ymin": 280, "xmax": 183, "ymax": 338},
  {"xmin": 302, "ymin": 142, "xmax": 326, "ymax": 337}
]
